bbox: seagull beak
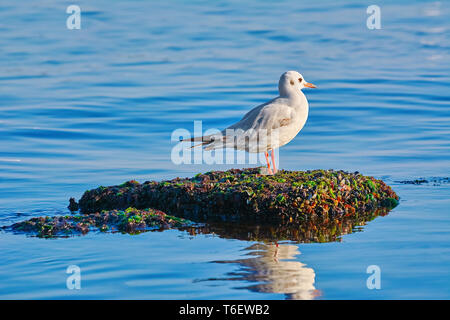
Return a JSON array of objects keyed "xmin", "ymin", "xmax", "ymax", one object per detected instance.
[{"xmin": 304, "ymin": 82, "xmax": 317, "ymax": 88}]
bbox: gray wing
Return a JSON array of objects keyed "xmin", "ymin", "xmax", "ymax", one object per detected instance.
[
  {"xmin": 181, "ymin": 98, "xmax": 294, "ymax": 147},
  {"xmin": 224, "ymin": 97, "xmax": 294, "ymax": 133}
]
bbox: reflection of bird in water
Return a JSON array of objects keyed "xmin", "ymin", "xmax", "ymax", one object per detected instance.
[{"xmin": 205, "ymin": 243, "xmax": 320, "ymax": 300}]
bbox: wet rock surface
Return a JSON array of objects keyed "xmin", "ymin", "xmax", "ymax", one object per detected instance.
[
  {"xmin": 77, "ymin": 168, "xmax": 399, "ymax": 224},
  {"xmin": 396, "ymin": 177, "xmax": 450, "ymax": 185},
  {"xmin": 4, "ymin": 168, "xmax": 399, "ymax": 241},
  {"xmin": 181, "ymin": 206, "xmax": 390, "ymax": 242},
  {"xmin": 5, "ymin": 208, "xmax": 194, "ymax": 238}
]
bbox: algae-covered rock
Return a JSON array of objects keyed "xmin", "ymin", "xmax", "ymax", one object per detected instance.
[
  {"xmin": 4, "ymin": 206, "xmax": 390, "ymax": 242},
  {"xmin": 181, "ymin": 206, "xmax": 389, "ymax": 243},
  {"xmin": 3, "ymin": 168, "xmax": 399, "ymax": 241},
  {"xmin": 397, "ymin": 177, "xmax": 450, "ymax": 185},
  {"xmin": 6, "ymin": 208, "xmax": 194, "ymax": 238},
  {"xmin": 77, "ymin": 168, "xmax": 399, "ymax": 225}
]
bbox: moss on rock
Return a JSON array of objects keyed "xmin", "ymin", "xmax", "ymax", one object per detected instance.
[
  {"xmin": 4, "ymin": 168, "xmax": 399, "ymax": 240},
  {"xmin": 77, "ymin": 168, "xmax": 399, "ymax": 225},
  {"xmin": 179, "ymin": 206, "xmax": 389, "ymax": 243},
  {"xmin": 6, "ymin": 208, "xmax": 194, "ymax": 238}
]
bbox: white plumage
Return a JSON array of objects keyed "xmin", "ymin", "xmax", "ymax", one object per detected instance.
[{"xmin": 183, "ymin": 71, "xmax": 316, "ymax": 174}]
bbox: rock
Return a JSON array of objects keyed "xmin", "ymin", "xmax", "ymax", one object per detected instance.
[
  {"xmin": 396, "ymin": 177, "xmax": 449, "ymax": 185},
  {"xmin": 77, "ymin": 168, "xmax": 399, "ymax": 225},
  {"xmin": 5, "ymin": 208, "xmax": 194, "ymax": 238},
  {"xmin": 4, "ymin": 168, "xmax": 400, "ymax": 240},
  {"xmin": 68, "ymin": 197, "xmax": 79, "ymax": 212}
]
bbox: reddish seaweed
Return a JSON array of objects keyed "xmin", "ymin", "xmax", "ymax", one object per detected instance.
[
  {"xmin": 4, "ymin": 168, "xmax": 399, "ymax": 240},
  {"xmin": 76, "ymin": 168, "xmax": 399, "ymax": 225},
  {"xmin": 6, "ymin": 208, "xmax": 194, "ymax": 238},
  {"xmin": 5, "ymin": 205, "xmax": 391, "ymax": 242},
  {"xmin": 182, "ymin": 207, "xmax": 390, "ymax": 243}
]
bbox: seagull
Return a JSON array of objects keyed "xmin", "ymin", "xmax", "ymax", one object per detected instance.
[{"xmin": 182, "ymin": 71, "xmax": 316, "ymax": 174}]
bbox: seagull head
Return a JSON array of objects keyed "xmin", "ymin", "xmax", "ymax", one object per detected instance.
[{"xmin": 278, "ymin": 71, "xmax": 316, "ymax": 97}]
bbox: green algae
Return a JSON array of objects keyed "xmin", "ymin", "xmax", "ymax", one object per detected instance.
[
  {"xmin": 180, "ymin": 206, "xmax": 390, "ymax": 243},
  {"xmin": 6, "ymin": 208, "xmax": 194, "ymax": 238},
  {"xmin": 4, "ymin": 168, "xmax": 400, "ymax": 241},
  {"xmin": 76, "ymin": 168, "xmax": 399, "ymax": 225}
]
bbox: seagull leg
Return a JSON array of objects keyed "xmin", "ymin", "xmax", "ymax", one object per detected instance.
[
  {"xmin": 264, "ymin": 151, "xmax": 273, "ymax": 175},
  {"xmin": 270, "ymin": 149, "xmax": 277, "ymax": 174}
]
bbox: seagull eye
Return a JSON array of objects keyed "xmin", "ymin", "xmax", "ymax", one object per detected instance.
[{"xmin": 298, "ymin": 78, "xmax": 303, "ymax": 82}]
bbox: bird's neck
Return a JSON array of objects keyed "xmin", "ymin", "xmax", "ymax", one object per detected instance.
[{"xmin": 281, "ymin": 90, "xmax": 307, "ymax": 107}]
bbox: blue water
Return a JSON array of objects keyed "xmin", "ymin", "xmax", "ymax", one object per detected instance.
[{"xmin": 0, "ymin": 0, "xmax": 449, "ymax": 299}]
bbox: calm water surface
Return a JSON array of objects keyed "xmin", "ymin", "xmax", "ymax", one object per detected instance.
[{"xmin": 0, "ymin": 0, "xmax": 449, "ymax": 299}]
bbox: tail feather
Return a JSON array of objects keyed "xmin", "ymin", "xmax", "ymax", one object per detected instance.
[
  {"xmin": 180, "ymin": 134, "xmax": 227, "ymax": 149},
  {"xmin": 191, "ymin": 141, "xmax": 210, "ymax": 149},
  {"xmin": 180, "ymin": 134, "xmax": 219, "ymax": 144},
  {"xmin": 180, "ymin": 135, "xmax": 208, "ymax": 142}
]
